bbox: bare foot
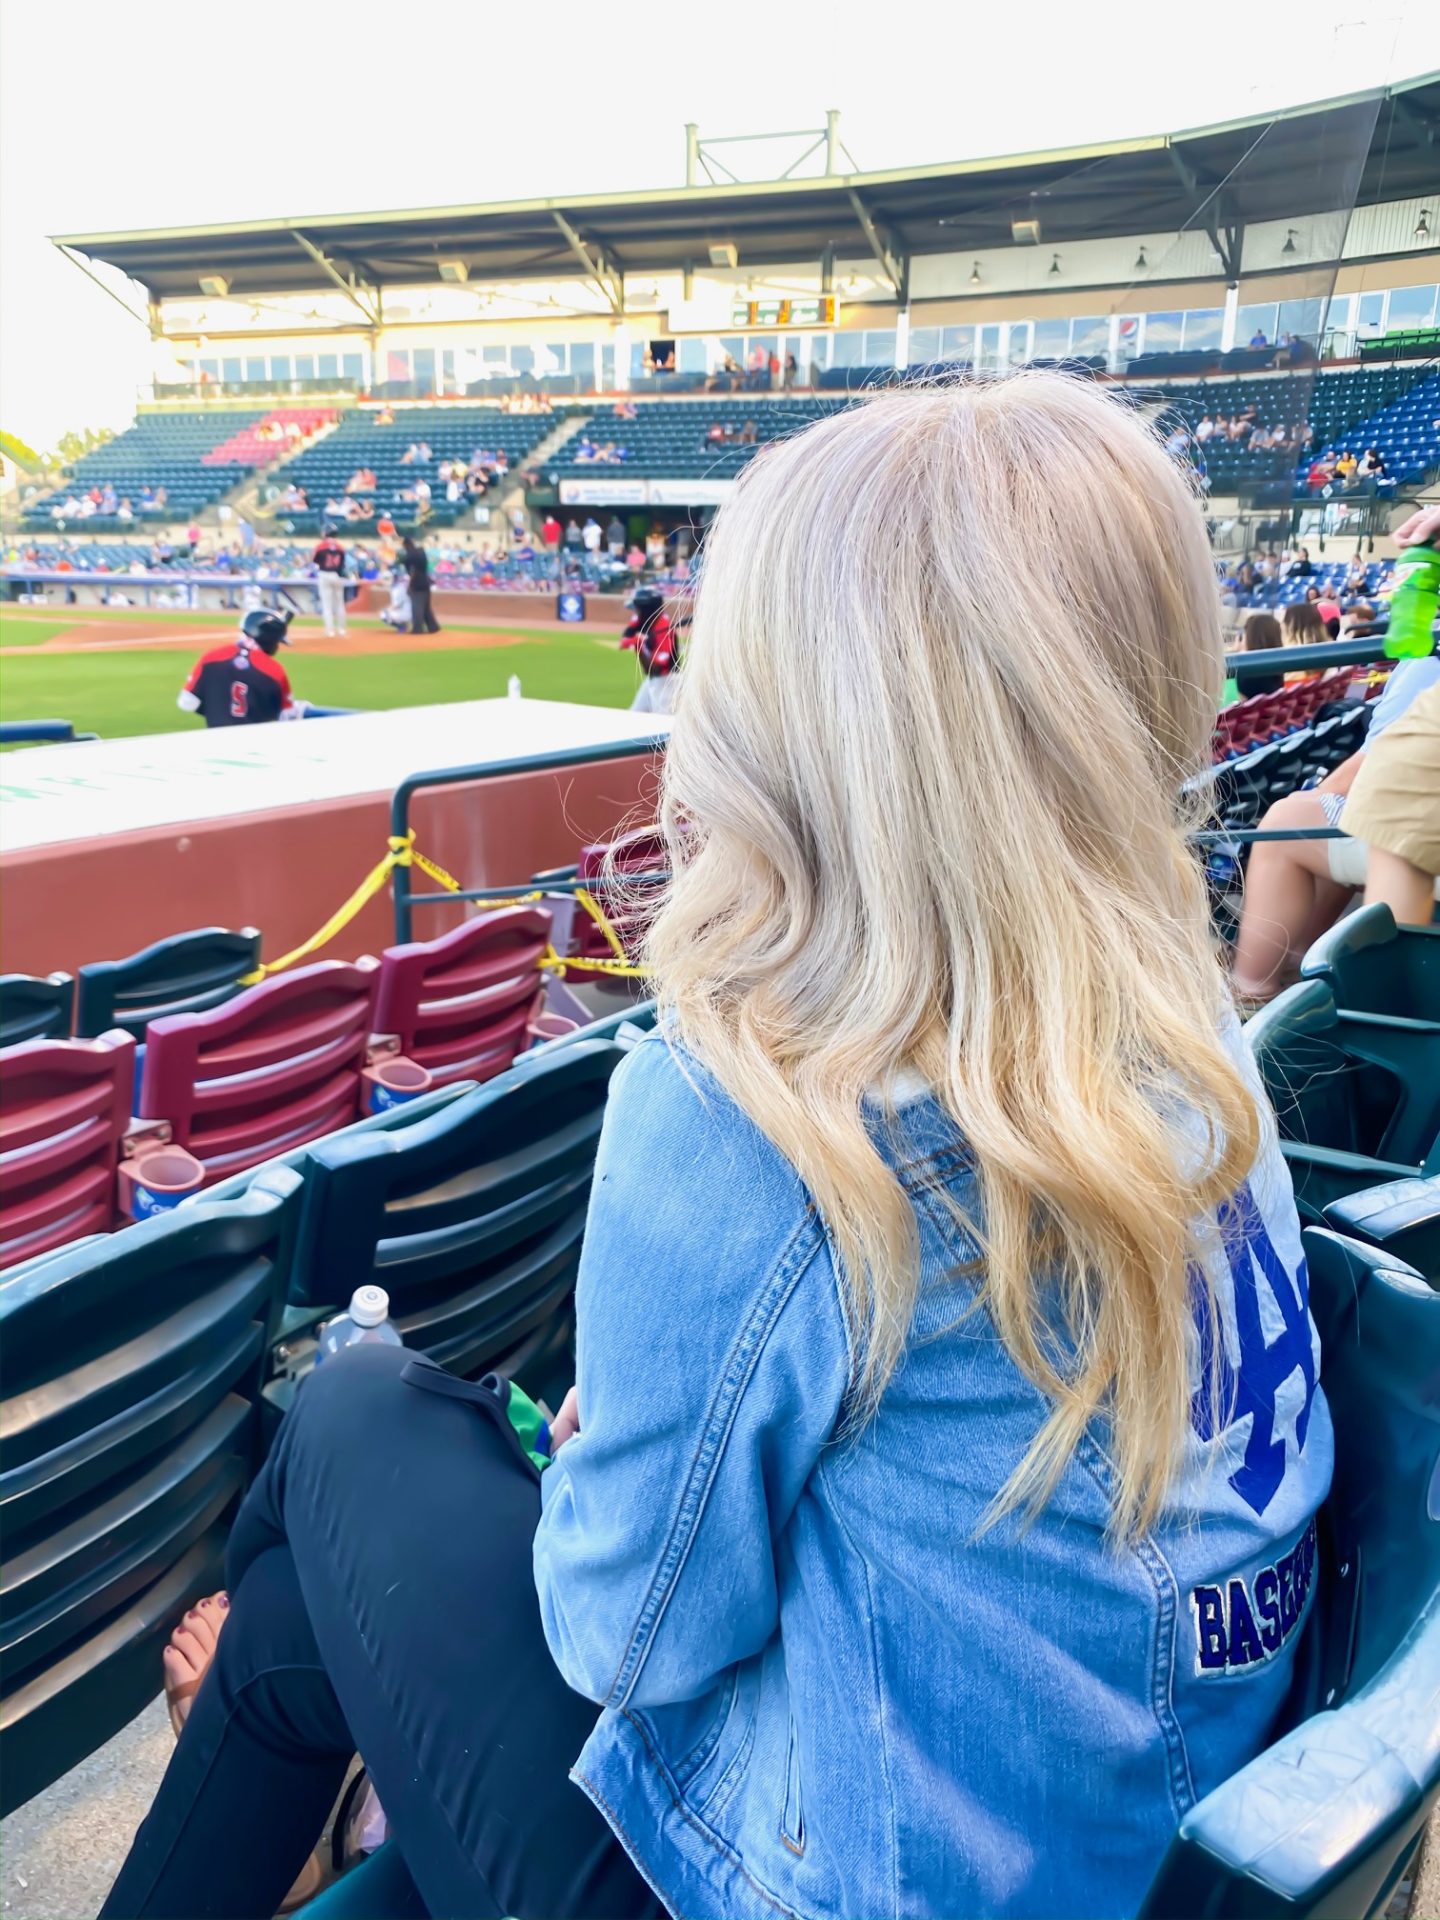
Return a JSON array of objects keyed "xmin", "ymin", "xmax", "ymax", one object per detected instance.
[{"xmin": 163, "ymin": 1592, "xmax": 228, "ymax": 1736}]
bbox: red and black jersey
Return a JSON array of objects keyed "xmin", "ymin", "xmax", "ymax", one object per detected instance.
[
  {"xmin": 313, "ymin": 538, "xmax": 346, "ymax": 575},
  {"xmin": 182, "ymin": 644, "xmax": 292, "ymax": 727},
  {"xmin": 621, "ymin": 613, "xmax": 679, "ymax": 676}
]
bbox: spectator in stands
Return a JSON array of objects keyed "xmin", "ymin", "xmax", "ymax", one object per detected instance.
[
  {"xmin": 1357, "ymin": 446, "xmax": 1388, "ymax": 485},
  {"xmin": 116, "ymin": 497, "xmax": 134, "ymax": 523},
  {"xmin": 563, "ymin": 517, "xmax": 583, "ymax": 552},
  {"xmin": 1163, "ymin": 423, "xmax": 1189, "ymax": 456},
  {"xmin": 346, "ymin": 466, "xmax": 376, "ymax": 494},
  {"xmin": 1282, "ymin": 600, "xmax": 1328, "ymax": 649},
  {"xmin": 187, "ymin": 521, "xmax": 200, "ymax": 555},
  {"xmin": 784, "ymin": 351, "xmax": 798, "ymax": 389},
  {"xmin": 401, "ymin": 533, "xmax": 440, "ymax": 633},
  {"xmin": 103, "ymin": 374, "xmax": 1333, "ymax": 1920},
  {"xmin": 400, "ymin": 442, "xmax": 421, "ymax": 465},
  {"xmin": 154, "ymin": 485, "xmax": 168, "ymax": 510},
  {"xmin": 1343, "ymin": 555, "xmax": 1369, "ymax": 596},
  {"xmin": 1236, "ymin": 611, "xmax": 1285, "ymax": 695},
  {"xmin": 1342, "ymin": 599, "xmax": 1382, "ymax": 638},
  {"xmin": 540, "ymin": 513, "xmax": 562, "ymax": 551},
  {"xmin": 1306, "ymin": 455, "xmax": 1335, "ymax": 492},
  {"xmin": 738, "ymin": 418, "xmax": 759, "ymax": 445},
  {"xmin": 1194, "ymin": 412, "xmax": 1215, "ymax": 442},
  {"xmin": 582, "ymin": 516, "xmax": 602, "ymax": 557},
  {"xmin": 1317, "ymin": 598, "xmax": 1342, "ymax": 637},
  {"xmin": 1248, "ymin": 325, "xmax": 1268, "ymax": 346},
  {"xmin": 747, "ymin": 344, "xmax": 769, "ymax": 389},
  {"xmin": 705, "ymin": 420, "xmax": 727, "ymax": 445},
  {"xmin": 1333, "ymin": 450, "xmax": 1358, "ymax": 486},
  {"xmin": 606, "ymin": 514, "xmax": 626, "ymax": 558},
  {"xmin": 616, "ymin": 398, "xmax": 637, "ymax": 421},
  {"xmin": 1285, "ymin": 546, "xmax": 1314, "ymax": 579}
]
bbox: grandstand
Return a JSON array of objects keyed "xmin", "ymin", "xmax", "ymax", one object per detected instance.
[{"xmin": 3, "ymin": 71, "xmax": 1439, "ymax": 1920}]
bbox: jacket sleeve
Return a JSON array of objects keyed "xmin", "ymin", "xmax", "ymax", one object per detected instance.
[{"xmin": 533, "ymin": 1038, "xmax": 851, "ymax": 1711}]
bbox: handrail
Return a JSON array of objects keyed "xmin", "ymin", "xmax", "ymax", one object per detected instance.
[
  {"xmin": 389, "ymin": 738, "xmax": 665, "ymax": 942},
  {"xmin": 1223, "ymin": 634, "xmax": 1406, "ymax": 675}
]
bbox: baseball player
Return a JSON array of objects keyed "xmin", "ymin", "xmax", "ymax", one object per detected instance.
[
  {"xmin": 313, "ymin": 526, "xmax": 348, "ymax": 636},
  {"xmin": 177, "ymin": 610, "xmax": 303, "ymax": 728}
]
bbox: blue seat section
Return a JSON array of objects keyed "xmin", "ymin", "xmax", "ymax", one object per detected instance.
[
  {"xmin": 1158, "ymin": 361, "xmax": 1437, "ymax": 495},
  {"xmin": 1139, "ymin": 1228, "xmax": 1440, "ymax": 1920},
  {"xmin": 22, "ymin": 412, "xmax": 265, "ymax": 530},
  {"xmin": 546, "ymin": 397, "xmax": 845, "ymax": 478},
  {"xmin": 0, "ymin": 972, "xmax": 74, "ymax": 1047},
  {"xmin": 0, "ymin": 1167, "xmax": 303, "ymax": 1817},
  {"xmin": 74, "ymin": 927, "xmax": 264, "ymax": 1043},
  {"xmin": 267, "ymin": 406, "xmax": 560, "ymax": 536},
  {"xmin": 283, "ymin": 1037, "xmax": 628, "ymax": 1378}
]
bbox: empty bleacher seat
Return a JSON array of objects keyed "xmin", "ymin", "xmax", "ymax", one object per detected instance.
[
  {"xmin": 374, "ymin": 908, "xmax": 552, "ymax": 1087},
  {"xmin": 0, "ymin": 1032, "xmax": 135, "ymax": 1265},
  {"xmin": 1140, "ymin": 1226, "xmax": 1440, "ymax": 1920},
  {"xmin": 1246, "ymin": 980, "xmax": 1437, "ymax": 1221},
  {"xmin": 137, "ymin": 960, "xmax": 380, "ymax": 1187},
  {"xmin": 0, "ymin": 1167, "xmax": 302, "ymax": 1816},
  {"xmin": 281, "ymin": 1036, "xmax": 627, "ymax": 1377},
  {"xmin": 0, "ymin": 972, "xmax": 74, "ymax": 1047},
  {"xmin": 547, "ymin": 397, "xmax": 843, "ymax": 481},
  {"xmin": 1323, "ymin": 1174, "xmax": 1440, "ymax": 1288},
  {"xmin": 74, "ymin": 926, "xmax": 263, "ymax": 1042},
  {"xmin": 22, "ymin": 411, "xmax": 268, "ymax": 529}
]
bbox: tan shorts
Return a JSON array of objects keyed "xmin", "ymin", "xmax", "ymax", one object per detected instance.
[{"xmin": 1342, "ymin": 682, "xmax": 1440, "ymax": 875}]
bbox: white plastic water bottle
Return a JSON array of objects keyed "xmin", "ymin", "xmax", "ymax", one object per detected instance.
[
  {"xmin": 317, "ymin": 1285, "xmax": 404, "ymax": 1363},
  {"xmin": 508, "ymin": 674, "xmax": 523, "ymax": 700}
]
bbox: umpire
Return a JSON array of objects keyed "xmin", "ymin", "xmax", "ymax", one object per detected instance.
[{"xmin": 402, "ymin": 535, "xmax": 441, "ymax": 634}]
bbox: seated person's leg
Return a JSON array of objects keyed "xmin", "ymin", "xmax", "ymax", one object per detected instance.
[
  {"xmin": 104, "ymin": 1346, "xmax": 659, "ymax": 1920},
  {"xmin": 1363, "ymin": 844, "xmax": 1437, "ymax": 928},
  {"xmin": 1231, "ymin": 792, "xmax": 1353, "ymax": 999}
]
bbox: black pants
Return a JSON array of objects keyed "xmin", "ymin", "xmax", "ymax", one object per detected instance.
[
  {"xmin": 100, "ymin": 1346, "xmax": 662, "ymax": 1920},
  {"xmin": 409, "ymin": 583, "xmax": 440, "ymax": 633}
]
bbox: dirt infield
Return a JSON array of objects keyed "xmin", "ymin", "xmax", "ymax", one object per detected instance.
[{"xmin": 0, "ymin": 606, "xmax": 619, "ymax": 655}]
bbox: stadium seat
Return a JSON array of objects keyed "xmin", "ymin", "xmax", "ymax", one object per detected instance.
[
  {"xmin": 1323, "ymin": 1174, "xmax": 1440, "ymax": 1288},
  {"xmin": 374, "ymin": 908, "xmax": 553, "ymax": 1087},
  {"xmin": 0, "ymin": 971, "xmax": 74, "ymax": 1047},
  {"xmin": 1244, "ymin": 981, "xmax": 1435, "ymax": 1221},
  {"xmin": 0, "ymin": 1166, "xmax": 303, "ymax": 1817},
  {"xmin": 281, "ymin": 1037, "xmax": 627, "ymax": 1378},
  {"xmin": 1140, "ymin": 1227, "xmax": 1440, "ymax": 1920},
  {"xmin": 1301, "ymin": 904, "xmax": 1440, "ymax": 1027},
  {"xmin": 137, "ymin": 960, "xmax": 380, "ymax": 1187},
  {"xmin": 0, "ymin": 1031, "xmax": 135, "ymax": 1266},
  {"xmin": 74, "ymin": 926, "xmax": 263, "ymax": 1041},
  {"xmin": 567, "ymin": 829, "xmax": 667, "ymax": 975}
]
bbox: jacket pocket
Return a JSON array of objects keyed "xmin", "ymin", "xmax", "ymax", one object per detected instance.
[{"xmin": 780, "ymin": 1717, "xmax": 806, "ymax": 1857}]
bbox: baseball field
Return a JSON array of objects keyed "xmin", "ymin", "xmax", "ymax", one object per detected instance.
[{"xmin": 0, "ymin": 601, "xmax": 640, "ymax": 739}]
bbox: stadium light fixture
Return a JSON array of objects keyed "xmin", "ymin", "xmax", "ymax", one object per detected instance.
[
  {"xmin": 1135, "ymin": 245, "xmax": 1148, "ymax": 271},
  {"xmin": 1416, "ymin": 209, "xmax": 1431, "ymax": 240},
  {"xmin": 1049, "ymin": 253, "xmax": 1061, "ymax": 276},
  {"xmin": 198, "ymin": 274, "xmax": 230, "ymax": 298},
  {"xmin": 1282, "ymin": 229, "xmax": 1298, "ymax": 255},
  {"xmin": 437, "ymin": 259, "xmax": 469, "ymax": 283},
  {"xmin": 970, "ymin": 261, "xmax": 982, "ymax": 285}
]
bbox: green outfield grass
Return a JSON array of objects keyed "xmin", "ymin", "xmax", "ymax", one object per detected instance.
[{"xmin": 0, "ymin": 615, "xmax": 638, "ymax": 738}]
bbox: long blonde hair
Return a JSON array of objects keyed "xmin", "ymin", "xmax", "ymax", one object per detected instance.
[{"xmin": 646, "ymin": 371, "xmax": 1259, "ymax": 1538}]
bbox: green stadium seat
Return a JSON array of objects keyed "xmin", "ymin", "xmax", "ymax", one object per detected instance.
[
  {"xmin": 280, "ymin": 1037, "xmax": 627, "ymax": 1379},
  {"xmin": 1245, "ymin": 980, "xmax": 1436, "ymax": 1221},
  {"xmin": 74, "ymin": 927, "xmax": 263, "ymax": 1042},
  {"xmin": 1323, "ymin": 1174, "xmax": 1440, "ymax": 1287},
  {"xmin": 0, "ymin": 972, "xmax": 74, "ymax": 1047},
  {"xmin": 1301, "ymin": 903, "xmax": 1440, "ymax": 1025},
  {"xmin": 1140, "ymin": 1227, "xmax": 1440, "ymax": 1919},
  {"xmin": 0, "ymin": 1167, "xmax": 303, "ymax": 1816}
]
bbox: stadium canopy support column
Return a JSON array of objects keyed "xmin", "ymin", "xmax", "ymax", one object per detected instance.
[
  {"xmin": 1221, "ymin": 282, "xmax": 1240, "ymax": 352},
  {"xmin": 895, "ymin": 310, "xmax": 910, "ymax": 370}
]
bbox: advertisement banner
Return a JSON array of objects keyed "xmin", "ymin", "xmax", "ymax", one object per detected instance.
[
  {"xmin": 559, "ymin": 478, "xmax": 650, "ymax": 506},
  {"xmin": 647, "ymin": 478, "xmax": 737, "ymax": 506}
]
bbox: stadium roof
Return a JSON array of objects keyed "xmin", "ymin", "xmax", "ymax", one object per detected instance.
[{"xmin": 53, "ymin": 75, "xmax": 1440, "ymax": 303}]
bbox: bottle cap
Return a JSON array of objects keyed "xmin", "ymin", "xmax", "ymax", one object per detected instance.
[{"xmin": 349, "ymin": 1285, "xmax": 390, "ymax": 1327}]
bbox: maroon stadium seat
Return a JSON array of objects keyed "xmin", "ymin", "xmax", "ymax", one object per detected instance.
[
  {"xmin": 137, "ymin": 960, "xmax": 380, "ymax": 1186},
  {"xmin": 569, "ymin": 830, "xmax": 667, "ymax": 976},
  {"xmin": 374, "ymin": 907, "xmax": 551, "ymax": 1087},
  {"xmin": 0, "ymin": 1032, "xmax": 135, "ymax": 1264}
]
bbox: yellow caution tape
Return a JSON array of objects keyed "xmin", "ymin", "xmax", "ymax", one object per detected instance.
[
  {"xmin": 238, "ymin": 832, "xmax": 461, "ymax": 982},
  {"xmin": 239, "ymin": 836, "xmax": 653, "ymax": 984}
]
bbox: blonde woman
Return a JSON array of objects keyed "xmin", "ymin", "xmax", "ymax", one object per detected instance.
[{"xmin": 104, "ymin": 375, "xmax": 1330, "ymax": 1920}]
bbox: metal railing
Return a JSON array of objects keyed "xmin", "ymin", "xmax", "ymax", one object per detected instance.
[{"xmin": 390, "ymin": 738, "xmax": 665, "ymax": 942}]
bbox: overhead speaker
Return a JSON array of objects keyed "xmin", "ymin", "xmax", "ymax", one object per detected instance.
[
  {"xmin": 437, "ymin": 259, "xmax": 469, "ymax": 283},
  {"xmin": 198, "ymin": 274, "xmax": 230, "ymax": 297},
  {"xmin": 708, "ymin": 243, "xmax": 739, "ymax": 269},
  {"xmin": 1010, "ymin": 218, "xmax": 1041, "ymax": 246}
]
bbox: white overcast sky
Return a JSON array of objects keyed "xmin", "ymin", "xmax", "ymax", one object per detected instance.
[{"xmin": 2, "ymin": 0, "xmax": 1435, "ymax": 451}]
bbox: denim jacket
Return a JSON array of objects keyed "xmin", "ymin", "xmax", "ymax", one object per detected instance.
[{"xmin": 533, "ymin": 1028, "xmax": 1332, "ymax": 1919}]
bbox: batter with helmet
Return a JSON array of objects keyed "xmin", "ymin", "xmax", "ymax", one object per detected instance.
[
  {"xmin": 177, "ymin": 610, "xmax": 305, "ymax": 727},
  {"xmin": 620, "ymin": 586, "xmax": 680, "ymax": 713}
]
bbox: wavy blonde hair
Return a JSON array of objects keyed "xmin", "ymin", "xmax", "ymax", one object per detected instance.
[{"xmin": 645, "ymin": 371, "xmax": 1259, "ymax": 1538}]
